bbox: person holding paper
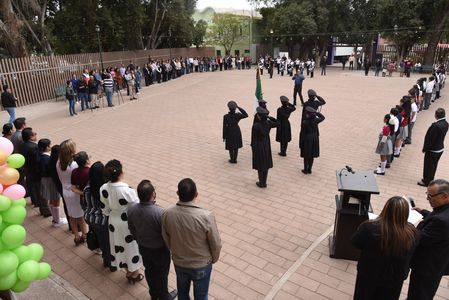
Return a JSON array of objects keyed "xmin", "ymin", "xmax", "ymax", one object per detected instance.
[
  {"xmin": 352, "ymin": 196, "xmax": 418, "ymax": 300},
  {"xmin": 408, "ymin": 179, "xmax": 449, "ymax": 300}
]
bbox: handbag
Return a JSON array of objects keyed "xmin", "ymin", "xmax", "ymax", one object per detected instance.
[{"xmin": 86, "ymin": 229, "xmax": 99, "ymax": 251}]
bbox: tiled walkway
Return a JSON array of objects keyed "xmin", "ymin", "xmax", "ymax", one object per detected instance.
[{"xmin": 14, "ymin": 67, "xmax": 449, "ymax": 299}]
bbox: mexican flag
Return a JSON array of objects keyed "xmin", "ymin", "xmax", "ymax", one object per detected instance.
[{"xmin": 253, "ymin": 68, "xmax": 263, "ymax": 113}]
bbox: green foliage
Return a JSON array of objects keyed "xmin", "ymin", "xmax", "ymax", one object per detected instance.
[
  {"xmin": 207, "ymin": 13, "xmax": 249, "ymax": 55},
  {"xmin": 193, "ymin": 20, "xmax": 208, "ymax": 48}
]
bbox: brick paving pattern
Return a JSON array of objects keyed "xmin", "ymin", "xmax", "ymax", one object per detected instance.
[{"xmin": 15, "ymin": 67, "xmax": 449, "ymax": 299}]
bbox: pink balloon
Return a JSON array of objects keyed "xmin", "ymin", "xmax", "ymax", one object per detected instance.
[
  {"xmin": 0, "ymin": 184, "xmax": 3, "ymax": 194},
  {"xmin": 3, "ymin": 184, "xmax": 26, "ymax": 200},
  {"xmin": 0, "ymin": 138, "xmax": 13, "ymax": 156}
]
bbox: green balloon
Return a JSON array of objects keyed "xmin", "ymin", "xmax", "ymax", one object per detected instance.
[
  {"xmin": 0, "ymin": 222, "xmax": 6, "ymax": 235},
  {"xmin": 37, "ymin": 262, "xmax": 51, "ymax": 280},
  {"xmin": 2, "ymin": 205, "xmax": 26, "ymax": 224},
  {"xmin": 0, "ymin": 195, "xmax": 11, "ymax": 212},
  {"xmin": 12, "ymin": 198, "xmax": 26, "ymax": 207},
  {"xmin": 0, "ymin": 250, "xmax": 19, "ymax": 277},
  {"xmin": 28, "ymin": 243, "xmax": 44, "ymax": 262},
  {"xmin": 12, "ymin": 245, "xmax": 29, "ymax": 264},
  {"xmin": 0, "ymin": 270, "xmax": 17, "ymax": 291},
  {"xmin": 1, "ymin": 224, "xmax": 26, "ymax": 249},
  {"xmin": 10, "ymin": 279, "xmax": 30, "ymax": 293},
  {"xmin": 17, "ymin": 260, "xmax": 39, "ymax": 282},
  {"xmin": 0, "ymin": 238, "xmax": 3, "ymax": 252},
  {"xmin": 6, "ymin": 154, "xmax": 25, "ymax": 169}
]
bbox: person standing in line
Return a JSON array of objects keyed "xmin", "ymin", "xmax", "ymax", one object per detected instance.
[
  {"xmin": 276, "ymin": 96, "xmax": 296, "ymax": 157},
  {"xmin": 299, "ymin": 107, "xmax": 325, "ymax": 174},
  {"xmin": 11, "ymin": 117, "xmax": 26, "ymax": 153},
  {"xmin": 292, "ymin": 70, "xmax": 305, "ymax": 106},
  {"xmin": 2, "ymin": 123, "xmax": 13, "ymax": 140},
  {"xmin": 352, "ymin": 196, "xmax": 418, "ymax": 300},
  {"xmin": 364, "ymin": 58, "xmax": 371, "ymax": 76},
  {"xmin": 301, "ymin": 89, "xmax": 326, "ymax": 120},
  {"xmin": 423, "ymin": 76, "xmax": 435, "ymax": 110},
  {"xmin": 223, "ymin": 101, "xmax": 248, "ymax": 164},
  {"xmin": 100, "ymin": 159, "xmax": 143, "ymax": 283},
  {"xmin": 374, "ymin": 114, "xmax": 395, "ymax": 175},
  {"xmin": 128, "ymin": 180, "xmax": 178, "ymax": 300},
  {"xmin": 320, "ymin": 56, "xmax": 327, "ymax": 76},
  {"xmin": 408, "ymin": 179, "xmax": 449, "ymax": 300},
  {"xmin": 405, "ymin": 92, "xmax": 419, "ymax": 145},
  {"xmin": 162, "ymin": 178, "xmax": 222, "ymax": 300},
  {"xmin": 308, "ymin": 59, "xmax": 315, "ymax": 78},
  {"xmin": 1, "ymin": 84, "xmax": 17, "ymax": 124},
  {"xmin": 418, "ymin": 108, "xmax": 448, "ymax": 187},
  {"xmin": 125, "ymin": 71, "xmax": 137, "ymax": 101},
  {"xmin": 66, "ymin": 80, "xmax": 77, "ymax": 116},
  {"xmin": 103, "ymin": 73, "xmax": 115, "ymax": 107},
  {"xmin": 251, "ymin": 107, "xmax": 279, "ymax": 188},
  {"xmin": 77, "ymin": 75, "xmax": 89, "ymax": 111}
]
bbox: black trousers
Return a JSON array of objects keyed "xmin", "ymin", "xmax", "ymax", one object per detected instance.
[
  {"xmin": 354, "ymin": 274, "xmax": 403, "ymax": 300},
  {"xmin": 257, "ymin": 169, "xmax": 268, "ymax": 185},
  {"xmin": 293, "ymin": 85, "xmax": 303, "ymax": 105},
  {"xmin": 303, "ymin": 157, "xmax": 314, "ymax": 172},
  {"xmin": 423, "ymin": 151, "xmax": 443, "ymax": 185},
  {"xmin": 407, "ymin": 270, "xmax": 442, "ymax": 300},
  {"xmin": 139, "ymin": 245, "xmax": 171, "ymax": 300},
  {"xmin": 92, "ymin": 223, "xmax": 111, "ymax": 268},
  {"xmin": 280, "ymin": 142, "xmax": 288, "ymax": 155},
  {"xmin": 228, "ymin": 149, "xmax": 238, "ymax": 162}
]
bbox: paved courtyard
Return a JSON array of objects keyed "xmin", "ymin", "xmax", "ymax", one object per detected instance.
[{"xmin": 14, "ymin": 67, "xmax": 449, "ymax": 299}]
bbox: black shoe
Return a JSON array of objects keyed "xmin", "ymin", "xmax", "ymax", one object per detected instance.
[
  {"xmin": 74, "ymin": 112, "xmax": 78, "ymax": 115},
  {"xmin": 417, "ymin": 180, "xmax": 428, "ymax": 187},
  {"xmin": 301, "ymin": 169, "xmax": 308, "ymax": 174},
  {"xmin": 42, "ymin": 213, "xmax": 52, "ymax": 218},
  {"xmin": 405, "ymin": 141, "xmax": 411, "ymax": 145},
  {"xmin": 385, "ymin": 163, "xmax": 391, "ymax": 168},
  {"xmin": 393, "ymin": 154, "xmax": 400, "ymax": 158},
  {"xmin": 278, "ymin": 152, "xmax": 286, "ymax": 157},
  {"xmin": 168, "ymin": 290, "xmax": 178, "ymax": 300},
  {"xmin": 256, "ymin": 182, "xmax": 266, "ymax": 188}
]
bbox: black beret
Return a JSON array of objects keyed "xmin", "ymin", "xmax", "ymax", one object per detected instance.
[
  {"xmin": 227, "ymin": 101, "xmax": 237, "ymax": 109},
  {"xmin": 307, "ymin": 89, "xmax": 317, "ymax": 97},
  {"xmin": 280, "ymin": 95, "xmax": 289, "ymax": 102},
  {"xmin": 256, "ymin": 106, "xmax": 269, "ymax": 115},
  {"xmin": 258, "ymin": 99, "xmax": 267, "ymax": 104}
]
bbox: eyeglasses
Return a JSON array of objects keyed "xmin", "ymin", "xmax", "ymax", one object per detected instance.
[{"xmin": 426, "ymin": 191, "xmax": 445, "ymax": 199}]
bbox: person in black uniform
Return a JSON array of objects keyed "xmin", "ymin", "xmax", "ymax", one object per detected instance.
[
  {"xmin": 408, "ymin": 179, "xmax": 449, "ymax": 300},
  {"xmin": 276, "ymin": 96, "xmax": 296, "ymax": 156},
  {"xmin": 302, "ymin": 89, "xmax": 326, "ymax": 120},
  {"xmin": 299, "ymin": 107, "xmax": 325, "ymax": 174},
  {"xmin": 223, "ymin": 101, "xmax": 248, "ymax": 164},
  {"xmin": 251, "ymin": 107, "xmax": 279, "ymax": 188},
  {"xmin": 352, "ymin": 196, "xmax": 418, "ymax": 300},
  {"xmin": 253, "ymin": 99, "xmax": 268, "ymax": 125}
]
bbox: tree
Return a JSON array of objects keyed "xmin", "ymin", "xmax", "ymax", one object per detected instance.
[
  {"xmin": 0, "ymin": 0, "xmax": 28, "ymax": 57},
  {"xmin": 207, "ymin": 13, "xmax": 247, "ymax": 55},
  {"xmin": 193, "ymin": 20, "xmax": 207, "ymax": 48}
]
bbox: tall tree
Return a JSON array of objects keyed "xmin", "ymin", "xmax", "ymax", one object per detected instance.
[
  {"xmin": 207, "ymin": 13, "xmax": 248, "ymax": 55},
  {"xmin": 0, "ymin": 0, "xmax": 28, "ymax": 57},
  {"xmin": 193, "ymin": 20, "xmax": 207, "ymax": 48}
]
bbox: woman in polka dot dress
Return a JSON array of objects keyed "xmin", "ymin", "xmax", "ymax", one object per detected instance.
[{"xmin": 100, "ymin": 159, "xmax": 143, "ymax": 283}]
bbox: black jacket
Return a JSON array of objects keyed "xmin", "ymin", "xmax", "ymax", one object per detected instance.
[
  {"xmin": 251, "ymin": 116, "xmax": 279, "ymax": 170},
  {"xmin": 299, "ymin": 112, "xmax": 325, "ymax": 158},
  {"xmin": 223, "ymin": 108, "xmax": 248, "ymax": 150},
  {"xmin": 20, "ymin": 141, "xmax": 39, "ymax": 179},
  {"xmin": 410, "ymin": 203, "xmax": 449, "ymax": 277},
  {"xmin": 422, "ymin": 118, "xmax": 448, "ymax": 152},
  {"xmin": 276, "ymin": 103, "xmax": 296, "ymax": 143},
  {"xmin": 302, "ymin": 96, "xmax": 326, "ymax": 119},
  {"xmin": 1, "ymin": 91, "xmax": 16, "ymax": 108}
]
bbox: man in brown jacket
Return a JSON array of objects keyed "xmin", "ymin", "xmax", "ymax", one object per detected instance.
[{"xmin": 162, "ymin": 178, "xmax": 222, "ymax": 300}]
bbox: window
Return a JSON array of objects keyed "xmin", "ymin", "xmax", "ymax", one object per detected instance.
[{"xmin": 216, "ymin": 50, "xmax": 221, "ymax": 56}]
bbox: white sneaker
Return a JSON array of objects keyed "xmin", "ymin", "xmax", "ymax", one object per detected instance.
[{"xmin": 52, "ymin": 218, "xmax": 68, "ymax": 227}]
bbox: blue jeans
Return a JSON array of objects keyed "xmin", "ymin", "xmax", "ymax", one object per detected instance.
[
  {"xmin": 78, "ymin": 92, "xmax": 89, "ymax": 110},
  {"xmin": 105, "ymin": 88, "xmax": 113, "ymax": 106},
  {"xmin": 68, "ymin": 99, "xmax": 75, "ymax": 115},
  {"xmin": 175, "ymin": 264, "xmax": 212, "ymax": 300},
  {"xmin": 5, "ymin": 107, "xmax": 16, "ymax": 124}
]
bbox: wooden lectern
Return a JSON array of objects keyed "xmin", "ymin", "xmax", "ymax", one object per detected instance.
[{"xmin": 329, "ymin": 170, "xmax": 379, "ymax": 261}]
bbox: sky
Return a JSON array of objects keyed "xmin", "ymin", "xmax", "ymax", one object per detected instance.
[{"xmin": 196, "ymin": 0, "xmax": 255, "ymax": 10}]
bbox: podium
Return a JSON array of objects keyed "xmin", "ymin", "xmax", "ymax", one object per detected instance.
[{"xmin": 329, "ymin": 170, "xmax": 379, "ymax": 261}]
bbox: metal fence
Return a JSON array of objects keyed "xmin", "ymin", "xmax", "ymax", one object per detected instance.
[
  {"xmin": 0, "ymin": 47, "xmax": 215, "ymax": 107},
  {"xmin": 377, "ymin": 44, "xmax": 449, "ymax": 67}
]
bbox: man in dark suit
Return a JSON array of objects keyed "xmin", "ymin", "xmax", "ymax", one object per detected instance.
[
  {"xmin": 418, "ymin": 108, "xmax": 448, "ymax": 187},
  {"xmin": 408, "ymin": 179, "xmax": 449, "ymax": 300}
]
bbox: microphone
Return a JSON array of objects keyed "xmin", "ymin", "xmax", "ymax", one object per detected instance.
[{"xmin": 345, "ymin": 165, "xmax": 355, "ymax": 174}]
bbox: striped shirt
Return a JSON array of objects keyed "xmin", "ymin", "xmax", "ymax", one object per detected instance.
[{"xmin": 103, "ymin": 78, "xmax": 114, "ymax": 89}]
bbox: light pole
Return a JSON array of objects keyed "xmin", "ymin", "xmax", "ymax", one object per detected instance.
[
  {"xmin": 95, "ymin": 25, "xmax": 104, "ymax": 70},
  {"xmin": 270, "ymin": 29, "xmax": 274, "ymax": 58}
]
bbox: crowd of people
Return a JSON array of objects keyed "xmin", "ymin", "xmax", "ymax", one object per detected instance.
[
  {"xmin": 1, "ymin": 117, "xmax": 223, "ymax": 300},
  {"xmin": 374, "ymin": 64, "xmax": 447, "ymax": 179}
]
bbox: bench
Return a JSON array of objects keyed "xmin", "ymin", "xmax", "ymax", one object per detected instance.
[{"xmin": 54, "ymin": 85, "xmax": 66, "ymax": 101}]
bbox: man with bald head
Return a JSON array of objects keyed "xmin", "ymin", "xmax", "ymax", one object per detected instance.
[{"xmin": 408, "ymin": 179, "xmax": 449, "ymax": 299}]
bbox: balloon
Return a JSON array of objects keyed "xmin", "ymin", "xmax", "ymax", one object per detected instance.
[
  {"xmin": 0, "ymin": 238, "xmax": 3, "ymax": 252},
  {"xmin": 12, "ymin": 245, "xmax": 30, "ymax": 264},
  {"xmin": 0, "ymin": 195, "xmax": 11, "ymax": 211},
  {"xmin": 1, "ymin": 224, "xmax": 26, "ymax": 249},
  {"xmin": 37, "ymin": 262, "xmax": 51, "ymax": 280},
  {"xmin": 2, "ymin": 205, "xmax": 26, "ymax": 224},
  {"xmin": 3, "ymin": 184, "xmax": 26, "ymax": 200},
  {"xmin": 0, "ymin": 222, "xmax": 7, "ymax": 235},
  {"xmin": 11, "ymin": 198, "xmax": 26, "ymax": 207},
  {"xmin": 17, "ymin": 260, "xmax": 39, "ymax": 282},
  {"xmin": 6, "ymin": 154, "xmax": 25, "ymax": 169},
  {"xmin": 0, "ymin": 151, "xmax": 7, "ymax": 166},
  {"xmin": 10, "ymin": 279, "xmax": 30, "ymax": 293},
  {"xmin": 0, "ymin": 270, "xmax": 17, "ymax": 291},
  {"xmin": 0, "ymin": 137, "xmax": 14, "ymax": 156},
  {"xmin": 0, "ymin": 250, "xmax": 19, "ymax": 277},
  {"xmin": 28, "ymin": 243, "xmax": 44, "ymax": 262},
  {"xmin": 0, "ymin": 183, "xmax": 3, "ymax": 194},
  {"xmin": 0, "ymin": 168, "xmax": 19, "ymax": 185}
]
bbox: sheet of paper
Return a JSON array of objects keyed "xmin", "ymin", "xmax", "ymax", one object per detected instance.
[{"xmin": 367, "ymin": 210, "xmax": 423, "ymax": 226}]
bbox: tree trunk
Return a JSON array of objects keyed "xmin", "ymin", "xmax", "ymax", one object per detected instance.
[
  {"xmin": 0, "ymin": 0, "xmax": 27, "ymax": 57},
  {"xmin": 423, "ymin": 3, "xmax": 449, "ymax": 65}
]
